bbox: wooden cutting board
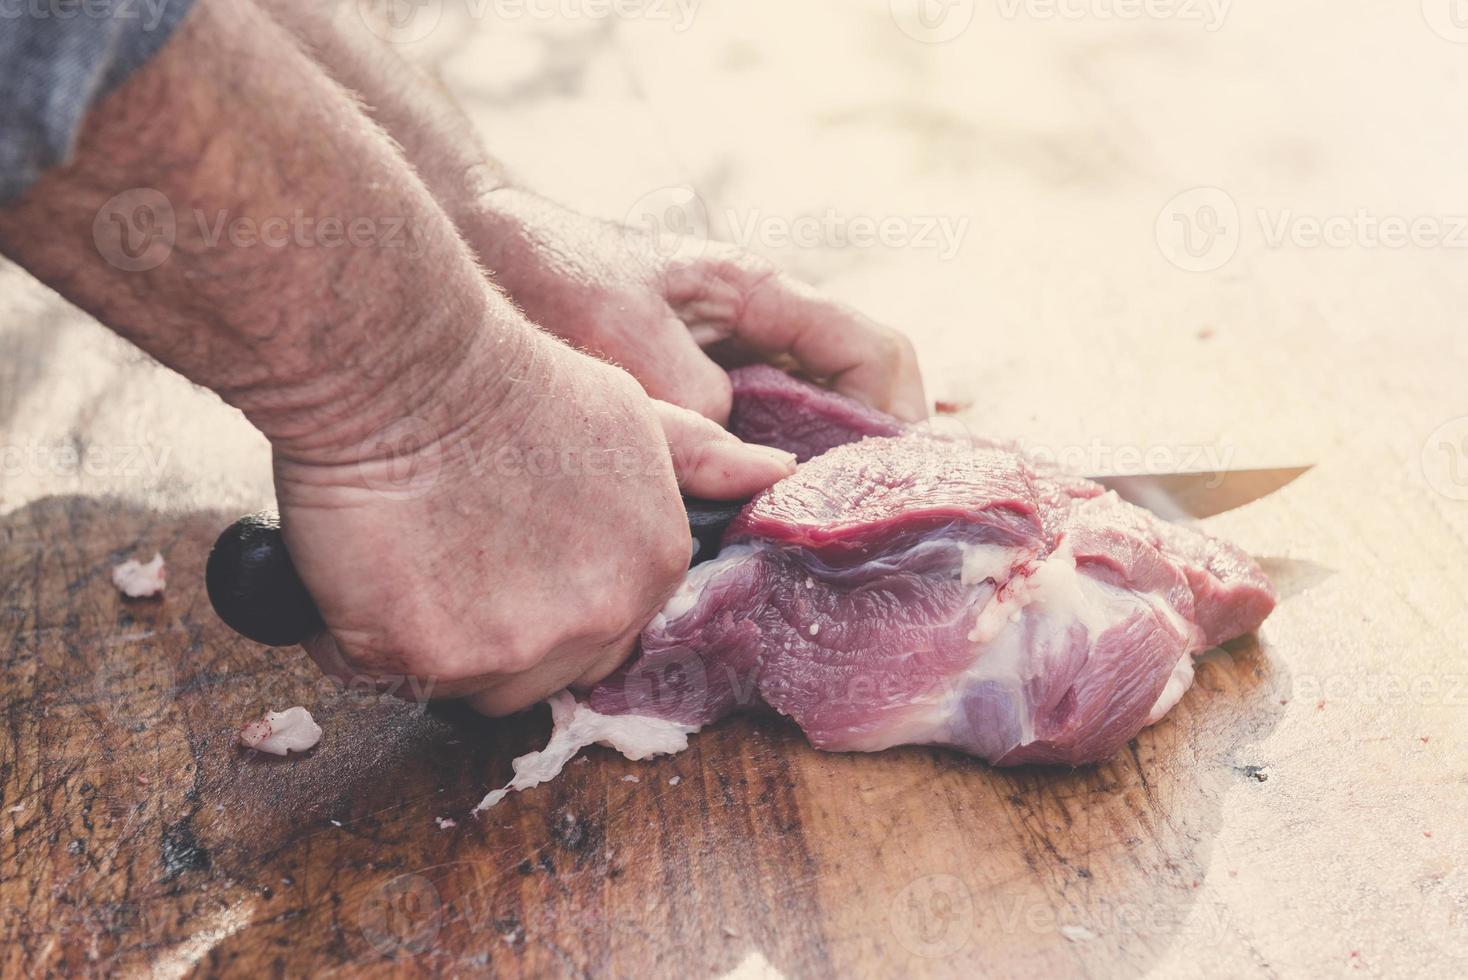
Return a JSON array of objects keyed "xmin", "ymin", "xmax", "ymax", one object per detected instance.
[
  {"xmin": 2, "ymin": 288, "xmax": 1464, "ymax": 977},
  {"xmin": 0, "ymin": 493, "xmax": 1295, "ymax": 978}
]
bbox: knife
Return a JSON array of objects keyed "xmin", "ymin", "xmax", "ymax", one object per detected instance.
[
  {"xmin": 205, "ymin": 465, "xmax": 1311, "ymax": 648},
  {"xmin": 203, "ymin": 500, "xmax": 747, "ymax": 648},
  {"xmin": 1093, "ymin": 465, "xmax": 1313, "ymax": 521}
]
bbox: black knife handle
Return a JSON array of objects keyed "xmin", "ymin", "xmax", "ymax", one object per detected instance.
[
  {"xmin": 204, "ymin": 512, "xmax": 323, "ymax": 647},
  {"xmin": 206, "ymin": 499, "xmax": 745, "ymax": 647},
  {"xmin": 685, "ymin": 496, "xmax": 742, "ymax": 565}
]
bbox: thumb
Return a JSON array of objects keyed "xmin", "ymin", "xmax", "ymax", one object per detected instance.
[
  {"xmin": 637, "ymin": 318, "xmax": 736, "ymax": 425},
  {"xmin": 653, "ymin": 399, "xmax": 796, "ymax": 499}
]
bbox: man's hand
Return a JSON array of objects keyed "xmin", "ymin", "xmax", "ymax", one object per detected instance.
[
  {"xmin": 280, "ymin": 334, "xmax": 794, "ymax": 715},
  {"xmin": 467, "ymin": 188, "xmax": 929, "ymax": 426}
]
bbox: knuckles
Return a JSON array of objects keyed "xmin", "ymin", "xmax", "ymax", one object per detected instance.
[
  {"xmin": 648, "ymin": 530, "xmax": 695, "ymax": 592},
  {"xmin": 371, "ymin": 565, "xmax": 675, "ymax": 684},
  {"xmin": 889, "ymin": 330, "xmax": 919, "ymax": 370}
]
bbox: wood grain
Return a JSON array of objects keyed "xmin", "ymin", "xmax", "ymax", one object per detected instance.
[{"xmin": 4, "ymin": 2, "xmax": 1468, "ymax": 976}]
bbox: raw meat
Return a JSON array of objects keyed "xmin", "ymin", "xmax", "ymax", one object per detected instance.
[
  {"xmin": 480, "ymin": 370, "xmax": 1276, "ymax": 810},
  {"xmin": 727, "ymin": 364, "xmax": 905, "ymax": 462},
  {"xmin": 587, "ymin": 369, "xmax": 1276, "ymax": 767},
  {"xmin": 112, "ymin": 553, "xmax": 166, "ymax": 598},
  {"xmin": 238, "ymin": 706, "xmax": 323, "ymax": 755}
]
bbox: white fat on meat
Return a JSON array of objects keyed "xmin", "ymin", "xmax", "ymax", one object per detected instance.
[
  {"xmin": 238, "ymin": 706, "xmax": 323, "ymax": 755},
  {"xmin": 653, "ymin": 545, "xmax": 760, "ymax": 625},
  {"xmin": 112, "ymin": 553, "xmax": 166, "ymax": 598},
  {"xmin": 845, "ymin": 537, "xmax": 1202, "ymax": 757},
  {"xmin": 959, "ymin": 542, "xmax": 1026, "ymax": 588},
  {"xmin": 964, "ymin": 538, "xmax": 1119, "ymax": 646},
  {"xmin": 474, "ymin": 692, "xmax": 698, "ymax": 813}
]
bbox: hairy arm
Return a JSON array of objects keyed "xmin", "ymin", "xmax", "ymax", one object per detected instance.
[
  {"xmin": 251, "ymin": 0, "xmax": 506, "ymax": 224},
  {"xmin": 0, "ymin": 0, "xmax": 534, "ymax": 463}
]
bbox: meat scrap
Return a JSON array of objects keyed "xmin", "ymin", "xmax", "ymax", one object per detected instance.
[
  {"xmin": 486, "ymin": 367, "xmax": 1276, "ymax": 805},
  {"xmin": 475, "ymin": 692, "xmax": 694, "ymax": 812},
  {"xmin": 112, "ymin": 552, "xmax": 166, "ymax": 598},
  {"xmin": 238, "ymin": 706, "xmax": 323, "ymax": 756}
]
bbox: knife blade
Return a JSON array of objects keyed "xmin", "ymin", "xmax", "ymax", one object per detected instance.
[
  {"xmin": 1092, "ymin": 465, "xmax": 1312, "ymax": 521},
  {"xmin": 683, "ymin": 465, "xmax": 1312, "ymax": 558}
]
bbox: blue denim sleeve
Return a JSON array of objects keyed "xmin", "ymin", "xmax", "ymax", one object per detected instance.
[{"xmin": 0, "ymin": 0, "xmax": 198, "ymax": 204}]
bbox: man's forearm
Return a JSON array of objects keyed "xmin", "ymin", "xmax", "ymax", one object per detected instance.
[
  {"xmin": 252, "ymin": 0, "xmax": 510, "ymax": 227},
  {"xmin": 0, "ymin": 0, "xmax": 534, "ymax": 462}
]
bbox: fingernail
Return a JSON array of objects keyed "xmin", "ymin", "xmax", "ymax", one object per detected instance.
[
  {"xmin": 687, "ymin": 440, "xmax": 797, "ymax": 498},
  {"xmin": 709, "ymin": 440, "xmax": 796, "ymax": 479},
  {"xmin": 743, "ymin": 444, "xmax": 798, "ymax": 473}
]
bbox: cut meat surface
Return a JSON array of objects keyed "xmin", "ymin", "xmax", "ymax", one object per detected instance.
[{"xmin": 588, "ymin": 369, "xmax": 1276, "ymax": 767}]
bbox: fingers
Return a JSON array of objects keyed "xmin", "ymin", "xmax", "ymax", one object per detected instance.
[
  {"xmin": 653, "ymin": 399, "xmax": 796, "ymax": 499},
  {"xmin": 621, "ymin": 317, "xmax": 735, "ymax": 425},
  {"xmin": 738, "ymin": 274, "xmax": 928, "ymax": 422},
  {"xmin": 464, "ymin": 629, "xmax": 640, "ymax": 717},
  {"xmin": 669, "ymin": 254, "xmax": 928, "ymax": 422},
  {"xmin": 310, "ymin": 620, "xmax": 643, "ymax": 717}
]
